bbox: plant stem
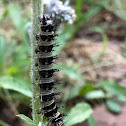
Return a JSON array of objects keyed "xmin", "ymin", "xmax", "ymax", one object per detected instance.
[{"xmin": 31, "ymin": 0, "xmax": 43, "ymax": 125}]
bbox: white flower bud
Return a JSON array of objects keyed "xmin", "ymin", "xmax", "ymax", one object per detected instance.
[{"xmin": 43, "ymin": 0, "xmax": 76, "ymax": 24}]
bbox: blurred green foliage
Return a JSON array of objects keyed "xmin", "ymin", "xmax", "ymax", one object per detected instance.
[
  {"xmin": 0, "ymin": 0, "xmax": 126, "ymax": 126},
  {"xmin": 64, "ymin": 102, "xmax": 92, "ymax": 126},
  {"xmin": 0, "ymin": 120, "xmax": 10, "ymax": 126}
]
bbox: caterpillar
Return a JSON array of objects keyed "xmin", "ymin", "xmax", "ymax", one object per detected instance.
[{"xmin": 35, "ymin": 15, "xmax": 65, "ymax": 126}]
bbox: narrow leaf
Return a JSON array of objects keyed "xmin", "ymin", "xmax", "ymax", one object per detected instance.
[
  {"xmin": 0, "ymin": 120, "xmax": 10, "ymax": 126},
  {"xmin": 17, "ymin": 114, "xmax": 36, "ymax": 126}
]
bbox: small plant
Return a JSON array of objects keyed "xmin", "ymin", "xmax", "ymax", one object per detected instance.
[
  {"xmin": 30, "ymin": 0, "xmax": 65, "ymax": 125},
  {"xmin": 17, "ymin": 0, "xmax": 76, "ymax": 126}
]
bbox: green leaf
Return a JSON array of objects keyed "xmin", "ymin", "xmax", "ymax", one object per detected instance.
[
  {"xmin": 11, "ymin": 92, "xmax": 30, "ymax": 105},
  {"xmin": 85, "ymin": 90, "xmax": 106, "ymax": 99},
  {"xmin": 54, "ymin": 64, "xmax": 85, "ymax": 84},
  {"xmin": 80, "ymin": 82, "xmax": 94, "ymax": 95},
  {"xmin": 88, "ymin": 115, "xmax": 98, "ymax": 126},
  {"xmin": 64, "ymin": 102, "xmax": 92, "ymax": 126},
  {"xmin": 0, "ymin": 120, "xmax": 10, "ymax": 126},
  {"xmin": 17, "ymin": 114, "xmax": 36, "ymax": 126},
  {"xmin": 0, "ymin": 76, "xmax": 32, "ymax": 97},
  {"xmin": 97, "ymin": 80, "xmax": 126, "ymax": 97},
  {"xmin": 0, "ymin": 8, "xmax": 9, "ymax": 21},
  {"xmin": 106, "ymin": 100, "xmax": 122, "ymax": 114},
  {"xmin": 8, "ymin": 5, "xmax": 27, "ymax": 36},
  {"xmin": 64, "ymin": 87, "xmax": 81, "ymax": 100},
  {"xmin": 102, "ymin": 33, "xmax": 108, "ymax": 52},
  {"xmin": 0, "ymin": 36, "xmax": 6, "ymax": 73},
  {"xmin": 6, "ymin": 66, "xmax": 19, "ymax": 76},
  {"xmin": 76, "ymin": 0, "xmax": 83, "ymax": 18},
  {"xmin": 118, "ymin": 95, "xmax": 126, "ymax": 103}
]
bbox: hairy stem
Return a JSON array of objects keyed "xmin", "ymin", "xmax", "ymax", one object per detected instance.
[{"xmin": 31, "ymin": 0, "xmax": 43, "ymax": 124}]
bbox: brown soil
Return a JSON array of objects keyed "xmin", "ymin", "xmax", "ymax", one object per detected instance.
[
  {"xmin": 93, "ymin": 104, "xmax": 126, "ymax": 126},
  {"xmin": 62, "ymin": 38, "xmax": 126, "ymax": 83}
]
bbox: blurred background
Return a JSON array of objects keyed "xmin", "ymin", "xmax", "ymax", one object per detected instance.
[{"xmin": 0, "ymin": 0, "xmax": 126, "ymax": 126}]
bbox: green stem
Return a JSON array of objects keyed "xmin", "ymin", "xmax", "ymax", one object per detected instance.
[{"xmin": 31, "ymin": 0, "xmax": 43, "ymax": 125}]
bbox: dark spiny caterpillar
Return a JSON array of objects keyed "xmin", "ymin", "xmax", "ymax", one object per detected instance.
[{"xmin": 35, "ymin": 15, "xmax": 65, "ymax": 126}]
